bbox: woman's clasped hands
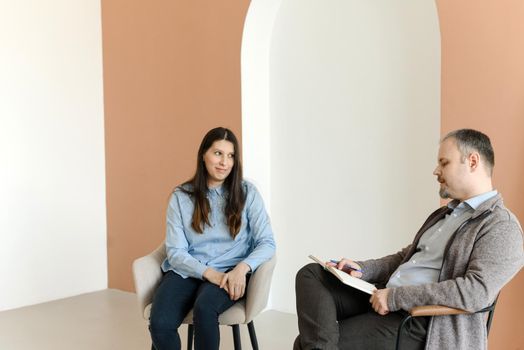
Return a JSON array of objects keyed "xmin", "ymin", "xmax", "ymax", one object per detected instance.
[
  {"xmin": 220, "ymin": 262, "xmax": 251, "ymax": 301},
  {"xmin": 203, "ymin": 262, "xmax": 251, "ymax": 301}
]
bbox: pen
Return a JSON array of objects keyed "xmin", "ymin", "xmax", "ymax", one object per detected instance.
[{"xmin": 329, "ymin": 259, "xmax": 362, "ymax": 273}]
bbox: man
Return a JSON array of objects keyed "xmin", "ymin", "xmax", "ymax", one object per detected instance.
[{"xmin": 294, "ymin": 129, "xmax": 523, "ymax": 350}]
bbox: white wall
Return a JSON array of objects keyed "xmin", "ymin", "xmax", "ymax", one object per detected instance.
[
  {"xmin": 242, "ymin": 0, "xmax": 284, "ymax": 310},
  {"xmin": 0, "ymin": 1, "xmax": 107, "ymax": 311},
  {"xmin": 241, "ymin": 0, "xmax": 283, "ymax": 208},
  {"xmin": 242, "ymin": 0, "xmax": 441, "ymax": 313}
]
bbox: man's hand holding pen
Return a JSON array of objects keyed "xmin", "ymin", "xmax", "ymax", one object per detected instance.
[{"xmin": 327, "ymin": 258, "xmax": 363, "ymax": 278}]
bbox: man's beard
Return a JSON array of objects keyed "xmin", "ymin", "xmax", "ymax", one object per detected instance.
[{"xmin": 439, "ymin": 187, "xmax": 450, "ymax": 199}]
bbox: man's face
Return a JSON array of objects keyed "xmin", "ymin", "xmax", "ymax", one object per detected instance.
[{"xmin": 433, "ymin": 138, "xmax": 470, "ymax": 201}]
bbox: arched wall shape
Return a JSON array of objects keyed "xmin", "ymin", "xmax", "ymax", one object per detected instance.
[
  {"xmin": 242, "ymin": 0, "xmax": 441, "ymax": 312},
  {"xmin": 241, "ymin": 0, "xmax": 283, "ymax": 208}
]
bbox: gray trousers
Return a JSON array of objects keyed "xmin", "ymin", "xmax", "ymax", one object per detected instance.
[{"xmin": 294, "ymin": 263, "xmax": 428, "ymax": 350}]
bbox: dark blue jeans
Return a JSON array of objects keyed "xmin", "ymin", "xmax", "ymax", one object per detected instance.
[{"xmin": 149, "ymin": 271, "xmax": 241, "ymax": 350}]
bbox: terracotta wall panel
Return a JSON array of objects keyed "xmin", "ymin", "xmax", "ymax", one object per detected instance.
[
  {"xmin": 102, "ymin": 0, "xmax": 250, "ymax": 291},
  {"xmin": 437, "ymin": 1, "xmax": 524, "ymax": 348}
]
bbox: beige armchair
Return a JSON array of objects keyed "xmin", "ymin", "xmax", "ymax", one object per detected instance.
[{"xmin": 132, "ymin": 243, "xmax": 276, "ymax": 350}]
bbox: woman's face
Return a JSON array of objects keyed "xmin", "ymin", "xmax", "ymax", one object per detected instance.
[{"xmin": 203, "ymin": 139, "xmax": 235, "ymax": 188}]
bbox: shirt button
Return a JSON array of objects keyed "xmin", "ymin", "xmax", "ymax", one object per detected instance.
[
  {"xmin": 438, "ymin": 228, "xmax": 442, "ymax": 232},
  {"xmin": 425, "ymin": 246, "xmax": 429, "ymax": 251},
  {"xmin": 412, "ymin": 260, "xmax": 416, "ymax": 264},
  {"xmin": 453, "ymin": 213, "xmax": 457, "ymax": 217}
]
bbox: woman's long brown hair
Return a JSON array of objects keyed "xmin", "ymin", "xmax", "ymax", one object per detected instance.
[{"xmin": 181, "ymin": 127, "xmax": 245, "ymax": 238}]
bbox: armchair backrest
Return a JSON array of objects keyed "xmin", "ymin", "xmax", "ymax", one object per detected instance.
[{"xmin": 132, "ymin": 243, "xmax": 166, "ymax": 319}]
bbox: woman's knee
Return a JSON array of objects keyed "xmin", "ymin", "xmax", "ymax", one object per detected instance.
[
  {"xmin": 192, "ymin": 284, "xmax": 233, "ymax": 323},
  {"xmin": 192, "ymin": 290, "xmax": 223, "ymax": 319},
  {"xmin": 192, "ymin": 298, "xmax": 226, "ymax": 327},
  {"xmin": 151, "ymin": 313, "xmax": 181, "ymax": 332},
  {"xmin": 149, "ymin": 306, "xmax": 185, "ymax": 331}
]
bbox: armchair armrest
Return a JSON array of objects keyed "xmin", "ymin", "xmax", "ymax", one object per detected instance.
[
  {"xmin": 409, "ymin": 305, "xmax": 468, "ymax": 317},
  {"xmin": 244, "ymin": 255, "xmax": 277, "ymax": 322},
  {"xmin": 409, "ymin": 301, "xmax": 497, "ymax": 318},
  {"xmin": 132, "ymin": 243, "xmax": 166, "ymax": 319}
]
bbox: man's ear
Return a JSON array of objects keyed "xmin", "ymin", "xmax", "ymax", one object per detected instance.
[{"xmin": 468, "ymin": 152, "xmax": 480, "ymax": 172}]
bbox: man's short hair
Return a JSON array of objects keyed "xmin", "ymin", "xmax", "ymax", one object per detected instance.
[{"xmin": 442, "ymin": 129, "xmax": 495, "ymax": 175}]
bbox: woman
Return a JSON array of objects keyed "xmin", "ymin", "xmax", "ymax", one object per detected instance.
[{"xmin": 149, "ymin": 127, "xmax": 276, "ymax": 350}]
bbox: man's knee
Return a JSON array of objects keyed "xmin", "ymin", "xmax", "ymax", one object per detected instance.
[
  {"xmin": 296, "ymin": 263, "xmax": 323, "ymax": 285},
  {"xmin": 293, "ymin": 335, "xmax": 302, "ymax": 350}
]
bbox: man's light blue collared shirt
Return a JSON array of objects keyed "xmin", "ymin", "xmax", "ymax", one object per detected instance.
[
  {"xmin": 387, "ymin": 190, "xmax": 498, "ymax": 288},
  {"xmin": 161, "ymin": 181, "xmax": 276, "ymax": 279}
]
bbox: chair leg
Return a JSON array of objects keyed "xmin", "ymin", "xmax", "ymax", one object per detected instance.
[
  {"xmin": 247, "ymin": 321, "xmax": 259, "ymax": 350},
  {"xmin": 231, "ymin": 324, "xmax": 242, "ymax": 350},
  {"xmin": 486, "ymin": 299, "xmax": 498, "ymax": 335},
  {"xmin": 187, "ymin": 324, "xmax": 194, "ymax": 350}
]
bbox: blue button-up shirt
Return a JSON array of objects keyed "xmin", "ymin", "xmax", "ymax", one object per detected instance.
[
  {"xmin": 387, "ymin": 190, "xmax": 498, "ymax": 288},
  {"xmin": 161, "ymin": 181, "xmax": 276, "ymax": 279}
]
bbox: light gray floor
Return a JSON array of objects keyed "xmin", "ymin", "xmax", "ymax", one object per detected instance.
[{"xmin": 0, "ymin": 289, "xmax": 298, "ymax": 350}]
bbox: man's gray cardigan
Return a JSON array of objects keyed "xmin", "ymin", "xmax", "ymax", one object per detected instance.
[{"xmin": 359, "ymin": 194, "xmax": 523, "ymax": 350}]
